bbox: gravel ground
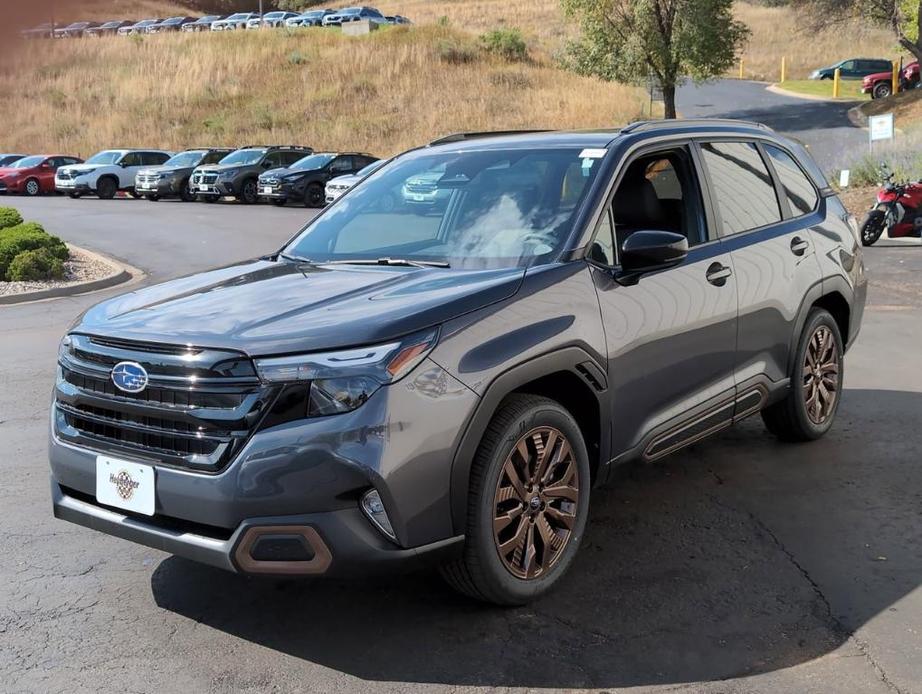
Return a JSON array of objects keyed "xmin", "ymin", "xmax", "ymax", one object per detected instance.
[{"xmin": 0, "ymin": 246, "xmax": 117, "ymax": 297}]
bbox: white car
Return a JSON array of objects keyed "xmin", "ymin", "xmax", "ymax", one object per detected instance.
[
  {"xmin": 325, "ymin": 159, "xmax": 386, "ymax": 204},
  {"xmin": 246, "ymin": 11, "xmax": 299, "ymax": 29},
  {"xmin": 55, "ymin": 149, "xmax": 172, "ymax": 199},
  {"xmin": 211, "ymin": 12, "xmax": 258, "ymax": 31}
]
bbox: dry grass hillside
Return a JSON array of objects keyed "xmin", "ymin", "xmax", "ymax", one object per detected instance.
[
  {"xmin": 0, "ymin": 25, "xmax": 649, "ymax": 158},
  {"xmin": 50, "ymin": 0, "xmax": 194, "ymax": 22}
]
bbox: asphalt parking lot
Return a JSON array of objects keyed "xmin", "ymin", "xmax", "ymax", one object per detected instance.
[{"xmin": 2, "ymin": 195, "xmax": 922, "ymax": 693}]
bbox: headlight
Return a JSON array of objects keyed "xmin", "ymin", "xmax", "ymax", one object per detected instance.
[
  {"xmin": 58, "ymin": 334, "xmax": 73, "ymax": 362},
  {"xmin": 255, "ymin": 329, "xmax": 438, "ymax": 416},
  {"xmin": 219, "ymin": 169, "xmax": 239, "ymax": 179}
]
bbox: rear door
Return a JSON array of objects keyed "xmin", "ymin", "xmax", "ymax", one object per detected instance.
[
  {"xmin": 590, "ymin": 143, "xmax": 739, "ymax": 462},
  {"xmin": 697, "ymin": 139, "xmax": 823, "ymax": 407},
  {"xmin": 117, "ymin": 152, "xmax": 143, "ymax": 186}
]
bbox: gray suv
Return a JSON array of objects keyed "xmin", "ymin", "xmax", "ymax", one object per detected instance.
[
  {"xmin": 49, "ymin": 122, "xmax": 866, "ymax": 605},
  {"xmin": 190, "ymin": 146, "xmax": 312, "ymax": 204},
  {"xmin": 134, "ymin": 148, "xmax": 233, "ymax": 201}
]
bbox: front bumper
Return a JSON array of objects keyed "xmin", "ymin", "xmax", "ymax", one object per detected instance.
[
  {"xmin": 135, "ymin": 178, "xmax": 184, "ymax": 196},
  {"xmin": 258, "ymin": 182, "xmax": 292, "ymax": 199},
  {"xmin": 49, "ymin": 357, "xmax": 479, "ymax": 575},
  {"xmin": 51, "ymin": 477, "xmax": 463, "ymax": 576},
  {"xmin": 56, "ymin": 180, "xmax": 92, "ymax": 193},
  {"xmin": 192, "ymin": 180, "xmax": 234, "ymax": 196}
]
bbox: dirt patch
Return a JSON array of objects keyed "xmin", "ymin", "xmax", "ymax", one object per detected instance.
[
  {"xmin": 837, "ymin": 185, "xmax": 876, "ymax": 217},
  {"xmin": 0, "ymin": 245, "xmax": 118, "ymax": 298}
]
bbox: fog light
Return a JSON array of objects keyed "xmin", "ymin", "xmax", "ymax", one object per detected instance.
[{"xmin": 361, "ymin": 489, "xmax": 396, "ymax": 542}]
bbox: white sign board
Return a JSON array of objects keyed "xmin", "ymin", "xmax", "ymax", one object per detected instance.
[
  {"xmin": 839, "ymin": 169, "xmax": 850, "ymax": 188},
  {"xmin": 869, "ymin": 113, "xmax": 894, "ymax": 142}
]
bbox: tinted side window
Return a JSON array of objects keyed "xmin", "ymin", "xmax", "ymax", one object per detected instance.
[
  {"xmin": 203, "ymin": 151, "xmax": 227, "ymax": 165},
  {"xmin": 281, "ymin": 152, "xmax": 302, "ymax": 166},
  {"xmin": 330, "ymin": 156, "xmax": 353, "ymax": 173},
  {"xmin": 700, "ymin": 142, "xmax": 782, "ymax": 236},
  {"xmin": 764, "ymin": 145, "xmax": 818, "ymax": 216},
  {"xmin": 120, "ymin": 152, "xmax": 142, "ymax": 167},
  {"xmin": 589, "ymin": 209, "xmax": 616, "ymax": 266},
  {"xmin": 144, "ymin": 152, "xmax": 169, "ymax": 165},
  {"xmin": 263, "ymin": 152, "xmax": 284, "ymax": 169}
]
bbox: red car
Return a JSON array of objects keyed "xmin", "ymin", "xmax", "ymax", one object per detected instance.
[
  {"xmin": 862, "ymin": 61, "xmax": 920, "ymax": 99},
  {"xmin": 0, "ymin": 154, "xmax": 83, "ymax": 196}
]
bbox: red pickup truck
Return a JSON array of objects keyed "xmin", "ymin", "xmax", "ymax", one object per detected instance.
[{"xmin": 862, "ymin": 61, "xmax": 920, "ymax": 99}]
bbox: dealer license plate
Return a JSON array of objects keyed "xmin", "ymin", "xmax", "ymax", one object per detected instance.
[{"xmin": 95, "ymin": 455, "xmax": 155, "ymax": 516}]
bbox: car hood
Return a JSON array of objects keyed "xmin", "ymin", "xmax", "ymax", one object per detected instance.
[
  {"xmin": 260, "ymin": 167, "xmax": 312, "ymax": 179},
  {"xmin": 59, "ymin": 164, "xmax": 106, "ymax": 174},
  {"xmin": 197, "ymin": 163, "xmax": 253, "ymax": 173},
  {"xmin": 0, "ymin": 167, "xmax": 29, "ymax": 177},
  {"xmin": 75, "ymin": 259, "xmax": 525, "ymax": 356},
  {"xmin": 327, "ymin": 173, "xmax": 359, "ymax": 186},
  {"xmin": 138, "ymin": 166, "xmax": 189, "ymax": 176}
]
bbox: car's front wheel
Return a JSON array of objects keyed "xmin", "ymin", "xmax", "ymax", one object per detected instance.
[
  {"xmin": 238, "ymin": 179, "xmax": 259, "ymax": 204},
  {"xmin": 440, "ymin": 394, "xmax": 590, "ymax": 605},
  {"xmin": 96, "ymin": 177, "xmax": 117, "ymax": 200},
  {"xmin": 304, "ymin": 182, "xmax": 325, "ymax": 208},
  {"xmin": 872, "ymin": 82, "xmax": 892, "ymax": 99},
  {"xmin": 762, "ymin": 308, "xmax": 843, "ymax": 441}
]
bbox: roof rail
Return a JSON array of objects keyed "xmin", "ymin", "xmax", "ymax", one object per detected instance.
[
  {"xmin": 620, "ymin": 118, "xmax": 773, "ymax": 133},
  {"xmin": 184, "ymin": 146, "xmax": 234, "ymax": 151},
  {"xmin": 240, "ymin": 144, "xmax": 313, "ymax": 150},
  {"xmin": 428, "ymin": 130, "xmax": 551, "ymax": 146}
]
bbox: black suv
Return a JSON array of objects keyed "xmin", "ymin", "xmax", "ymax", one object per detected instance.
[
  {"xmin": 134, "ymin": 148, "xmax": 234, "ymax": 201},
  {"xmin": 49, "ymin": 122, "xmax": 866, "ymax": 605},
  {"xmin": 258, "ymin": 152, "xmax": 378, "ymax": 207},
  {"xmin": 189, "ymin": 146, "xmax": 313, "ymax": 204}
]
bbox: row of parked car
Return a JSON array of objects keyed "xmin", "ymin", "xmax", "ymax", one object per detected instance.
[
  {"xmin": 809, "ymin": 56, "xmax": 921, "ymax": 99},
  {"xmin": 0, "ymin": 147, "xmax": 392, "ymax": 208},
  {"xmin": 20, "ymin": 8, "xmax": 411, "ymax": 39}
]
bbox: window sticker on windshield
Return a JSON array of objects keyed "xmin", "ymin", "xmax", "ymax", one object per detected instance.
[
  {"xmin": 581, "ymin": 158, "xmax": 595, "ymax": 177},
  {"xmin": 579, "ymin": 148, "xmax": 608, "ymax": 159}
]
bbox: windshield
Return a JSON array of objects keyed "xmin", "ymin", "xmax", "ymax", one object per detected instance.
[
  {"xmin": 301, "ymin": 10, "xmax": 325, "ymax": 17},
  {"xmin": 163, "ymin": 16, "xmax": 184, "ymax": 24},
  {"xmin": 136, "ymin": 19, "xmax": 157, "ymax": 26},
  {"xmin": 291, "ymin": 153, "xmax": 335, "ymax": 171},
  {"xmin": 264, "ymin": 12, "xmax": 285, "ymax": 18},
  {"xmin": 228, "ymin": 13, "xmax": 250, "ymax": 20},
  {"xmin": 85, "ymin": 150, "xmax": 124, "ymax": 165},
  {"xmin": 164, "ymin": 151, "xmax": 205, "ymax": 167},
  {"xmin": 341, "ymin": 8, "xmax": 362, "ymax": 14},
  {"xmin": 283, "ymin": 147, "xmax": 604, "ymax": 269},
  {"xmin": 219, "ymin": 149, "xmax": 265, "ymax": 166},
  {"xmin": 356, "ymin": 160, "xmax": 385, "ymax": 177},
  {"xmin": 11, "ymin": 156, "xmax": 44, "ymax": 168}
]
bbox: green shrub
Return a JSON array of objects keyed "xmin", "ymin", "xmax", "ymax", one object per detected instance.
[
  {"xmin": 0, "ymin": 222, "xmax": 68, "ymax": 280},
  {"xmin": 7, "ymin": 247, "xmax": 66, "ymax": 282},
  {"xmin": 0, "ymin": 207, "xmax": 23, "ymax": 230},
  {"xmin": 479, "ymin": 28, "xmax": 528, "ymax": 62}
]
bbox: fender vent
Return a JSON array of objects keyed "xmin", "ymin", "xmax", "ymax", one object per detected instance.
[{"xmin": 575, "ymin": 361, "xmax": 607, "ymax": 392}]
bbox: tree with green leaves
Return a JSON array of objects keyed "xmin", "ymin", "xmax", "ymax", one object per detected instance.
[
  {"xmin": 795, "ymin": 0, "xmax": 920, "ymax": 63},
  {"xmin": 562, "ymin": 0, "xmax": 750, "ymax": 119}
]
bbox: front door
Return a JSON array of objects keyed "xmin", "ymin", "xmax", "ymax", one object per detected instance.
[{"xmin": 589, "ymin": 144, "xmax": 739, "ymax": 462}]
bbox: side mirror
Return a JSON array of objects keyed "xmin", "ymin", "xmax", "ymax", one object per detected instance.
[
  {"xmin": 261, "ymin": 161, "xmax": 273, "ymax": 169},
  {"xmin": 119, "ymin": 160, "xmax": 129, "ymax": 168},
  {"xmin": 40, "ymin": 162, "xmax": 51, "ymax": 169},
  {"xmin": 617, "ymin": 230, "xmax": 688, "ymax": 284}
]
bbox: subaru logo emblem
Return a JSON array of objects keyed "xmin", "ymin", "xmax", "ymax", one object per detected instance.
[{"xmin": 111, "ymin": 361, "xmax": 148, "ymax": 393}]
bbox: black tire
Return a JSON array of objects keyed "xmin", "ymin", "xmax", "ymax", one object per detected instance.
[
  {"xmin": 271, "ymin": 198, "xmax": 287, "ymax": 207},
  {"xmin": 68, "ymin": 192, "xmax": 81, "ymax": 199},
  {"xmin": 762, "ymin": 308, "xmax": 844, "ymax": 442},
  {"xmin": 860, "ymin": 209, "xmax": 886, "ymax": 246},
  {"xmin": 237, "ymin": 179, "xmax": 258, "ymax": 204},
  {"xmin": 23, "ymin": 178, "xmax": 41, "ymax": 196},
  {"xmin": 304, "ymin": 182, "xmax": 325, "ymax": 208},
  {"xmin": 180, "ymin": 180, "xmax": 195, "ymax": 202},
  {"xmin": 96, "ymin": 177, "xmax": 117, "ymax": 200},
  {"xmin": 145, "ymin": 194, "xmax": 160, "ymax": 202},
  {"xmin": 439, "ymin": 394, "xmax": 591, "ymax": 605},
  {"xmin": 872, "ymin": 81, "xmax": 892, "ymax": 99}
]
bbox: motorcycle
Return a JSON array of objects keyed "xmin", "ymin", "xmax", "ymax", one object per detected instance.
[{"xmin": 859, "ymin": 164, "xmax": 922, "ymax": 246}]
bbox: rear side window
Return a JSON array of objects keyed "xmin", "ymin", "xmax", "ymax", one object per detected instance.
[
  {"xmin": 143, "ymin": 152, "xmax": 170, "ymax": 165},
  {"xmin": 203, "ymin": 151, "xmax": 227, "ymax": 165},
  {"xmin": 700, "ymin": 142, "xmax": 781, "ymax": 236},
  {"xmin": 764, "ymin": 145, "xmax": 818, "ymax": 216}
]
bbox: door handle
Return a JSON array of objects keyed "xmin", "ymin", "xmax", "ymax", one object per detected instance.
[
  {"xmin": 790, "ymin": 236, "xmax": 810, "ymax": 256},
  {"xmin": 706, "ymin": 262, "xmax": 732, "ymax": 286}
]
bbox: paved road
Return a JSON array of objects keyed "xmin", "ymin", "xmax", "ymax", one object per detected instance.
[
  {"xmin": 4, "ymin": 195, "xmax": 922, "ymax": 693},
  {"xmin": 677, "ymin": 80, "xmax": 864, "ymax": 171}
]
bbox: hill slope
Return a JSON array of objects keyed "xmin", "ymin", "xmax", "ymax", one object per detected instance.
[{"xmin": 0, "ymin": 26, "xmax": 648, "ymax": 158}]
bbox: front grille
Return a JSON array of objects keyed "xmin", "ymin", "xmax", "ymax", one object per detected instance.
[
  {"xmin": 57, "ymin": 171, "xmax": 76, "ymax": 181},
  {"xmin": 405, "ymin": 182, "xmax": 436, "ymax": 193},
  {"xmin": 136, "ymin": 173, "xmax": 159, "ymax": 185},
  {"xmin": 55, "ymin": 334, "xmax": 276, "ymax": 472}
]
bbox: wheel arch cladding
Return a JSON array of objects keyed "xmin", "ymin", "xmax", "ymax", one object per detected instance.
[
  {"xmin": 448, "ymin": 347, "xmax": 608, "ymax": 535},
  {"xmin": 812, "ymin": 291, "xmax": 850, "ymax": 348}
]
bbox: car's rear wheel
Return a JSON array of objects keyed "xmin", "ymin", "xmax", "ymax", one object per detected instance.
[
  {"xmin": 762, "ymin": 308, "xmax": 843, "ymax": 441},
  {"xmin": 304, "ymin": 183, "xmax": 325, "ymax": 208},
  {"xmin": 24, "ymin": 178, "xmax": 41, "ymax": 196},
  {"xmin": 872, "ymin": 82, "xmax": 892, "ymax": 99},
  {"xmin": 96, "ymin": 177, "xmax": 117, "ymax": 200},
  {"xmin": 180, "ymin": 180, "xmax": 195, "ymax": 202},
  {"xmin": 238, "ymin": 179, "xmax": 258, "ymax": 204},
  {"xmin": 440, "ymin": 394, "xmax": 590, "ymax": 605}
]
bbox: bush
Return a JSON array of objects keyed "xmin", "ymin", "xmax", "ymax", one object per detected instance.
[
  {"xmin": 0, "ymin": 207, "xmax": 23, "ymax": 230},
  {"xmin": 437, "ymin": 38, "xmax": 479, "ymax": 65},
  {"xmin": 0, "ymin": 222, "xmax": 69, "ymax": 280},
  {"xmin": 7, "ymin": 247, "xmax": 66, "ymax": 282},
  {"xmin": 479, "ymin": 29, "xmax": 528, "ymax": 62}
]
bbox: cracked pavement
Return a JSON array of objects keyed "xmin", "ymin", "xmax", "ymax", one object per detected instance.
[{"xmin": 2, "ymin": 196, "xmax": 922, "ymax": 693}]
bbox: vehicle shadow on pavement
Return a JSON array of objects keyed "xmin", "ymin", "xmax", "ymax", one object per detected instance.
[{"xmin": 152, "ymin": 388, "xmax": 922, "ymax": 688}]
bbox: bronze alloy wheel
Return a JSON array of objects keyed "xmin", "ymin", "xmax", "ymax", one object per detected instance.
[
  {"xmin": 492, "ymin": 426, "xmax": 579, "ymax": 580},
  {"xmin": 803, "ymin": 325, "xmax": 840, "ymax": 425}
]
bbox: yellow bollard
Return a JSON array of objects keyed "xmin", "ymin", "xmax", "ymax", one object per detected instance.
[
  {"xmin": 892, "ymin": 60, "xmax": 900, "ymax": 96},
  {"xmin": 833, "ymin": 68, "xmax": 840, "ymax": 98},
  {"xmin": 739, "ymin": 59, "xmax": 744, "ymax": 79},
  {"xmin": 781, "ymin": 56, "xmax": 786, "ymax": 83}
]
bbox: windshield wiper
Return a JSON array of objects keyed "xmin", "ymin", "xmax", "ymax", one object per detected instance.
[
  {"xmin": 324, "ymin": 257, "xmax": 451, "ymax": 268},
  {"xmin": 277, "ymin": 252, "xmax": 313, "ymax": 263}
]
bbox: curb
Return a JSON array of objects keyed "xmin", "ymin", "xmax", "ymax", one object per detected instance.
[
  {"xmin": 0, "ymin": 244, "xmax": 144, "ymax": 306},
  {"xmin": 765, "ymin": 83, "xmax": 845, "ymax": 102}
]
